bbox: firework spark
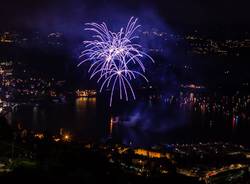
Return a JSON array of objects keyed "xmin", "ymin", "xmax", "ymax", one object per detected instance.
[{"xmin": 78, "ymin": 17, "xmax": 154, "ymax": 106}]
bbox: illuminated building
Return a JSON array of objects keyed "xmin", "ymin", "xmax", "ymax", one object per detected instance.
[
  {"xmin": 76, "ymin": 89, "xmax": 96, "ymax": 97},
  {"xmin": 134, "ymin": 148, "xmax": 171, "ymax": 159}
]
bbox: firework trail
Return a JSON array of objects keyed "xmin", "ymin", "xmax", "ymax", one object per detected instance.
[{"xmin": 78, "ymin": 17, "xmax": 154, "ymax": 106}]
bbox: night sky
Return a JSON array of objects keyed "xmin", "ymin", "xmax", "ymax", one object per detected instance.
[
  {"xmin": 1, "ymin": 0, "xmax": 249, "ymax": 30},
  {"xmin": 0, "ymin": 0, "xmax": 249, "ymax": 87}
]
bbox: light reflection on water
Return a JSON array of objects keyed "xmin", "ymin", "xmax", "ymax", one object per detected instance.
[
  {"xmin": 11, "ymin": 97, "xmax": 99, "ymax": 141},
  {"xmin": 75, "ymin": 97, "xmax": 96, "ymax": 111},
  {"xmin": 9, "ymin": 97, "xmax": 250, "ymax": 147}
]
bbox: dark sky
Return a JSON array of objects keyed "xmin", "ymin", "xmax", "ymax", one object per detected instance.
[{"xmin": 0, "ymin": 0, "xmax": 249, "ymax": 30}]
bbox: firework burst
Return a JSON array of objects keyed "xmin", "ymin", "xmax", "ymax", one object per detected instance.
[{"xmin": 78, "ymin": 17, "xmax": 154, "ymax": 106}]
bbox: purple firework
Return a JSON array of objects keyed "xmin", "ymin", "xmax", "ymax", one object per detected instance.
[{"xmin": 78, "ymin": 17, "xmax": 154, "ymax": 106}]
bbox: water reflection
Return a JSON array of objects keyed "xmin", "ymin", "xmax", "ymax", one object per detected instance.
[
  {"xmin": 75, "ymin": 97, "xmax": 96, "ymax": 111},
  {"xmin": 11, "ymin": 98, "xmax": 98, "ymax": 141},
  {"xmin": 8, "ymin": 93, "xmax": 250, "ymax": 147},
  {"xmin": 105, "ymin": 93, "xmax": 250, "ymax": 146},
  {"xmin": 109, "ymin": 116, "xmax": 119, "ymax": 137},
  {"xmin": 73, "ymin": 97, "xmax": 97, "ymax": 140}
]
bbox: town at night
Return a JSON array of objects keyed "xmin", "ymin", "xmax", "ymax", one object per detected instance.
[{"xmin": 0, "ymin": 0, "xmax": 250, "ymax": 183}]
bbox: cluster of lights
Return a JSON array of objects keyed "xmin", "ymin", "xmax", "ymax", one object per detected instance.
[
  {"xmin": 78, "ymin": 17, "xmax": 154, "ymax": 106},
  {"xmin": 34, "ymin": 132, "xmax": 72, "ymax": 142}
]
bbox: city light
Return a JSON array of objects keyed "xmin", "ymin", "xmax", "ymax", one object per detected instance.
[
  {"xmin": 62, "ymin": 134, "xmax": 71, "ymax": 142},
  {"xmin": 34, "ymin": 133, "xmax": 44, "ymax": 139}
]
